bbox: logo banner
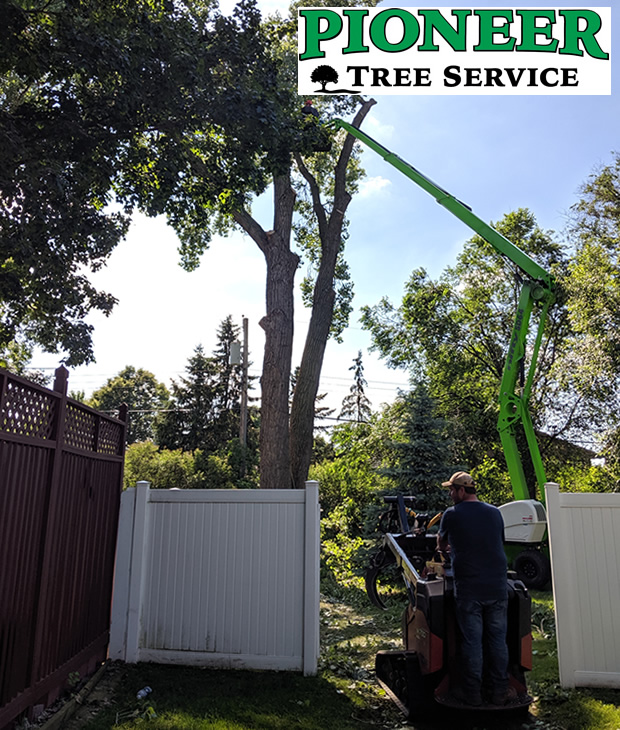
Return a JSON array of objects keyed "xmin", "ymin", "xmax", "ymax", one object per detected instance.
[{"xmin": 298, "ymin": 7, "xmax": 611, "ymax": 95}]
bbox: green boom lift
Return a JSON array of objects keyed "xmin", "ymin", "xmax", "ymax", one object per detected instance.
[{"xmin": 330, "ymin": 118, "xmax": 554, "ymax": 587}]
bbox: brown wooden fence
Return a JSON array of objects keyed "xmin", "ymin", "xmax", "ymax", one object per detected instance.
[{"xmin": 0, "ymin": 366, "xmax": 127, "ymax": 729}]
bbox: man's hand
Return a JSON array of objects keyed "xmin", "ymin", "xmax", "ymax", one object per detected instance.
[{"xmin": 437, "ymin": 534, "xmax": 450, "ymax": 552}]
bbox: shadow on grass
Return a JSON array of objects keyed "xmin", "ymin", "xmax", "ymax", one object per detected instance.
[{"xmin": 81, "ymin": 662, "xmax": 387, "ymax": 730}]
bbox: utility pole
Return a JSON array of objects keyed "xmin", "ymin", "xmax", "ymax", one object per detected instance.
[{"xmin": 239, "ymin": 316, "xmax": 249, "ymax": 450}]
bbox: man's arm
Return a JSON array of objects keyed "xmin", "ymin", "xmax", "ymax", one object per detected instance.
[{"xmin": 437, "ymin": 510, "xmax": 450, "ymax": 552}]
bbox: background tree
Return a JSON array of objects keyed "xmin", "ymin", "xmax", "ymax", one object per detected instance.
[
  {"xmin": 157, "ymin": 345, "xmax": 217, "ymax": 452},
  {"xmin": 155, "ymin": 322, "xmax": 260, "ymax": 486},
  {"xmin": 380, "ymin": 385, "xmax": 454, "ymax": 512},
  {"xmin": 361, "ymin": 208, "xmax": 591, "ymax": 495},
  {"xmin": 565, "ymin": 153, "xmax": 620, "ymax": 469},
  {"xmin": 123, "ymin": 441, "xmax": 201, "ymax": 490},
  {"xmin": 88, "ymin": 366, "xmax": 170, "ymax": 444},
  {"xmin": 339, "ymin": 350, "xmax": 372, "ymax": 423},
  {"xmin": 0, "ymin": 340, "xmax": 50, "ymax": 385},
  {"xmin": 210, "ymin": 316, "xmax": 245, "ymax": 446}
]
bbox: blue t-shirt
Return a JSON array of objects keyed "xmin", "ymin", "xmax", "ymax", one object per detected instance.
[{"xmin": 439, "ymin": 501, "xmax": 508, "ymax": 601}]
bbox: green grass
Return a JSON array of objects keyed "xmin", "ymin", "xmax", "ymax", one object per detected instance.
[
  {"xmin": 71, "ymin": 577, "xmax": 620, "ymax": 730},
  {"xmin": 75, "ymin": 658, "xmax": 400, "ymax": 730},
  {"xmin": 86, "ymin": 663, "xmax": 384, "ymax": 730}
]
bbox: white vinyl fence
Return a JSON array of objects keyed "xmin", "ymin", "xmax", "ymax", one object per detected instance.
[
  {"xmin": 110, "ymin": 481, "xmax": 320, "ymax": 675},
  {"xmin": 545, "ymin": 482, "xmax": 620, "ymax": 688}
]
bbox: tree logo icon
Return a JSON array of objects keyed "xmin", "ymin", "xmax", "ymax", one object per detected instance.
[
  {"xmin": 309, "ymin": 65, "xmax": 356, "ymax": 94},
  {"xmin": 311, "ymin": 65, "xmax": 339, "ymax": 91}
]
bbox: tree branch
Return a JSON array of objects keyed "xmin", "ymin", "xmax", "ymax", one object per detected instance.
[
  {"xmin": 293, "ymin": 151, "xmax": 328, "ymax": 241},
  {"xmin": 231, "ymin": 207, "xmax": 270, "ymax": 254},
  {"xmin": 334, "ymin": 98, "xmax": 377, "ymax": 201}
]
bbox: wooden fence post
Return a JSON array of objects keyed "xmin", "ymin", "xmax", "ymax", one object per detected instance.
[{"xmin": 28, "ymin": 366, "xmax": 70, "ymax": 687}]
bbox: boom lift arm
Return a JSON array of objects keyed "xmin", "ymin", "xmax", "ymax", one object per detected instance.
[{"xmin": 330, "ymin": 119, "xmax": 555, "ymax": 504}]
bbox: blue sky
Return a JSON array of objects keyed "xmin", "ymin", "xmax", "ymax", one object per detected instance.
[{"xmin": 33, "ymin": 1, "xmax": 618, "ymax": 419}]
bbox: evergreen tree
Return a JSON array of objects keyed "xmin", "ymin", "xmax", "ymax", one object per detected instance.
[
  {"xmin": 339, "ymin": 350, "xmax": 372, "ymax": 423},
  {"xmin": 381, "ymin": 384, "xmax": 454, "ymax": 512},
  {"xmin": 155, "ymin": 317, "xmax": 259, "ymax": 486},
  {"xmin": 156, "ymin": 345, "xmax": 217, "ymax": 452},
  {"xmin": 210, "ymin": 316, "xmax": 243, "ymax": 445}
]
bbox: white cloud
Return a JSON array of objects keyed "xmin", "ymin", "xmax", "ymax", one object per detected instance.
[
  {"xmin": 365, "ymin": 113, "xmax": 395, "ymax": 142},
  {"xmin": 358, "ymin": 176, "xmax": 391, "ymax": 198}
]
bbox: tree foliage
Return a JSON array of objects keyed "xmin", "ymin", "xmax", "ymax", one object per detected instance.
[
  {"xmin": 565, "ymin": 153, "xmax": 620, "ymax": 467},
  {"xmin": 361, "ymin": 208, "xmax": 599, "ymax": 491},
  {"xmin": 124, "ymin": 441, "xmax": 201, "ymax": 490},
  {"xmin": 157, "ymin": 345, "xmax": 220, "ymax": 453},
  {"xmin": 380, "ymin": 384, "xmax": 454, "ymax": 512},
  {"xmin": 339, "ymin": 350, "xmax": 372, "ymax": 423},
  {"xmin": 155, "ymin": 319, "xmax": 259, "ymax": 485},
  {"xmin": 88, "ymin": 366, "xmax": 170, "ymax": 444},
  {"xmin": 0, "ymin": 0, "xmax": 281, "ymax": 364}
]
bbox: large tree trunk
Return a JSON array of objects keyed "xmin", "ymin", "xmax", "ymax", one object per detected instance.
[
  {"xmin": 289, "ymin": 226, "xmax": 341, "ymax": 489},
  {"xmin": 259, "ymin": 240, "xmax": 298, "ymax": 488},
  {"xmin": 234, "ymin": 173, "xmax": 298, "ymax": 489},
  {"xmin": 289, "ymin": 99, "xmax": 376, "ymax": 489}
]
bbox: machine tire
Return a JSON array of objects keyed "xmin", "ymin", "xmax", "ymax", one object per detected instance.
[
  {"xmin": 365, "ymin": 547, "xmax": 396, "ymax": 610},
  {"xmin": 514, "ymin": 549, "xmax": 550, "ymax": 590}
]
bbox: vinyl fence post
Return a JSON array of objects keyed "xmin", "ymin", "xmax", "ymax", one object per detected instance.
[
  {"xmin": 125, "ymin": 481, "xmax": 151, "ymax": 663},
  {"xmin": 303, "ymin": 480, "xmax": 320, "ymax": 676},
  {"xmin": 545, "ymin": 482, "xmax": 576, "ymax": 688},
  {"xmin": 109, "ymin": 487, "xmax": 137, "ymax": 661}
]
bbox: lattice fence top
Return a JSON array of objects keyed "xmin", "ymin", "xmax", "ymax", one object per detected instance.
[
  {"xmin": 65, "ymin": 403, "xmax": 123, "ymax": 455},
  {"xmin": 97, "ymin": 418, "xmax": 124, "ymax": 455},
  {"xmin": 65, "ymin": 403, "xmax": 97, "ymax": 451},
  {"xmin": 1, "ymin": 380, "xmax": 57, "ymax": 439},
  {"xmin": 1, "ymin": 371, "xmax": 124, "ymax": 455}
]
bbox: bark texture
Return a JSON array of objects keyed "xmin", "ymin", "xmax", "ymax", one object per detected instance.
[{"xmin": 233, "ymin": 174, "xmax": 298, "ymax": 488}]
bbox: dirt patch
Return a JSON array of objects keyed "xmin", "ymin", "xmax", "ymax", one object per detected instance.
[
  {"xmin": 63, "ymin": 662, "xmax": 124, "ymax": 729},
  {"xmin": 37, "ymin": 662, "xmax": 125, "ymax": 730}
]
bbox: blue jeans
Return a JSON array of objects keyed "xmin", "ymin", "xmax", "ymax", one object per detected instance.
[{"xmin": 455, "ymin": 597, "xmax": 509, "ymax": 695}]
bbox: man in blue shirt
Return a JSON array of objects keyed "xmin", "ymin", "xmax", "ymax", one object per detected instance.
[{"xmin": 437, "ymin": 471, "xmax": 511, "ymax": 706}]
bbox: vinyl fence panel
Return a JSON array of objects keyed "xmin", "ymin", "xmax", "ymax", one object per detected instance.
[
  {"xmin": 545, "ymin": 482, "xmax": 620, "ymax": 688},
  {"xmin": 110, "ymin": 481, "xmax": 320, "ymax": 675}
]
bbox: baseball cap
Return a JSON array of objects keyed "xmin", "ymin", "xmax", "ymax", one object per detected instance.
[{"xmin": 442, "ymin": 471, "xmax": 475, "ymax": 488}]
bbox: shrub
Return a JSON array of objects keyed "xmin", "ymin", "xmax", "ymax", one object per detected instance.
[{"xmin": 123, "ymin": 442, "xmax": 201, "ymax": 489}]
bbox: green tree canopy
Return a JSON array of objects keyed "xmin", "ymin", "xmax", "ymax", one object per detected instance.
[
  {"xmin": 156, "ymin": 317, "xmax": 252, "ymax": 454},
  {"xmin": 361, "ymin": 208, "xmax": 591, "ymax": 490},
  {"xmin": 88, "ymin": 366, "xmax": 170, "ymax": 444},
  {"xmin": 566, "ymin": 152, "xmax": 620, "ymax": 471},
  {"xmin": 1, "ymin": 0, "xmax": 281, "ymax": 364},
  {"xmin": 157, "ymin": 345, "xmax": 218, "ymax": 453}
]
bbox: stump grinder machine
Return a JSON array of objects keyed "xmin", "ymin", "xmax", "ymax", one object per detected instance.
[{"xmin": 365, "ymin": 495, "xmax": 533, "ymax": 719}]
